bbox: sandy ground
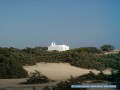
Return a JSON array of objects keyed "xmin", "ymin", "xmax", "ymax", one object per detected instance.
[
  {"xmin": 0, "ymin": 78, "xmax": 26, "ymax": 88},
  {"xmin": 0, "ymin": 63, "xmax": 111, "ymax": 89},
  {"xmin": 0, "ymin": 78, "xmax": 59, "ymax": 89},
  {"xmin": 24, "ymin": 63, "xmax": 111, "ymax": 80}
]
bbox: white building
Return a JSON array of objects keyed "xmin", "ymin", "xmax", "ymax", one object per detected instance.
[{"xmin": 48, "ymin": 42, "xmax": 69, "ymax": 51}]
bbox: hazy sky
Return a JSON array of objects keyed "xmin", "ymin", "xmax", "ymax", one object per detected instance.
[{"xmin": 0, "ymin": 0, "xmax": 120, "ymax": 49}]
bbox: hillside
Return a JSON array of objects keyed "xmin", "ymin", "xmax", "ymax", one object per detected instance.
[{"xmin": 0, "ymin": 46, "xmax": 120, "ymax": 78}]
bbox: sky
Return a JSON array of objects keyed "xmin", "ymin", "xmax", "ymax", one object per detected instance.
[{"xmin": 0, "ymin": 0, "xmax": 120, "ymax": 49}]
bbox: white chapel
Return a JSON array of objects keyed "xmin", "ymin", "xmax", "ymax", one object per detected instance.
[{"xmin": 48, "ymin": 42, "xmax": 69, "ymax": 51}]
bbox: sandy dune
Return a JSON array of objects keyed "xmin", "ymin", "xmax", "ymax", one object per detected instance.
[
  {"xmin": 0, "ymin": 63, "xmax": 111, "ymax": 89},
  {"xmin": 24, "ymin": 63, "xmax": 111, "ymax": 81}
]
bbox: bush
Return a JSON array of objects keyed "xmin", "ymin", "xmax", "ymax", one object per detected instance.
[
  {"xmin": 100, "ymin": 45, "xmax": 114, "ymax": 52},
  {"xmin": 0, "ymin": 56, "xmax": 28, "ymax": 78},
  {"xmin": 23, "ymin": 70, "xmax": 50, "ymax": 84}
]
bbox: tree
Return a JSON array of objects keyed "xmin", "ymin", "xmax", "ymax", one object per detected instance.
[{"xmin": 100, "ymin": 45, "xmax": 115, "ymax": 52}]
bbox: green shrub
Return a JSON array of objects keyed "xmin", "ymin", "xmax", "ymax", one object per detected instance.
[
  {"xmin": 0, "ymin": 56, "xmax": 28, "ymax": 78},
  {"xmin": 23, "ymin": 70, "xmax": 50, "ymax": 84}
]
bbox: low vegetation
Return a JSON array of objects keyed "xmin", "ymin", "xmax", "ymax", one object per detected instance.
[
  {"xmin": 100, "ymin": 45, "xmax": 115, "ymax": 52},
  {"xmin": 21, "ymin": 46, "xmax": 120, "ymax": 70},
  {"xmin": 51, "ymin": 70, "xmax": 120, "ymax": 90},
  {"xmin": 0, "ymin": 45, "xmax": 120, "ymax": 78},
  {"xmin": 22, "ymin": 70, "xmax": 50, "ymax": 84},
  {"xmin": 0, "ymin": 54, "xmax": 28, "ymax": 78}
]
